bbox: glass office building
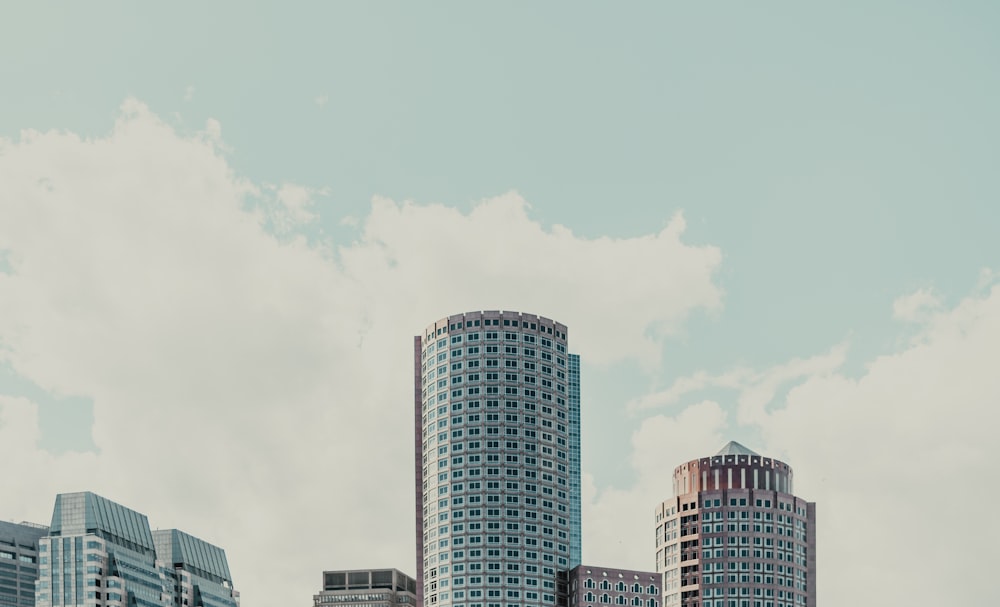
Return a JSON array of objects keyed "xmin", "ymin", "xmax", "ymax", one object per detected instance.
[
  {"xmin": 35, "ymin": 492, "xmax": 239, "ymax": 607},
  {"xmin": 0, "ymin": 520, "xmax": 48, "ymax": 607},
  {"xmin": 153, "ymin": 530, "xmax": 239, "ymax": 607},
  {"xmin": 414, "ymin": 311, "xmax": 581, "ymax": 607}
]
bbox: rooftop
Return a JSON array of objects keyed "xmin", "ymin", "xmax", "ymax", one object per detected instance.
[
  {"xmin": 152, "ymin": 528, "xmax": 233, "ymax": 584},
  {"xmin": 715, "ymin": 441, "xmax": 759, "ymax": 457}
]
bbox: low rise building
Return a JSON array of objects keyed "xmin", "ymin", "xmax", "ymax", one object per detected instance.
[
  {"xmin": 567, "ymin": 565, "xmax": 660, "ymax": 607},
  {"xmin": 313, "ymin": 569, "xmax": 416, "ymax": 607}
]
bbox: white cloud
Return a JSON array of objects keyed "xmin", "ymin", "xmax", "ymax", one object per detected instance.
[
  {"xmin": 976, "ymin": 267, "xmax": 999, "ymax": 290},
  {"xmin": 589, "ymin": 275, "xmax": 1000, "ymax": 605},
  {"xmin": 756, "ymin": 280, "xmax": 1000, "ymax": 605},
  {"xmin": 583, "ymin": 400, "xmax": 728, "ymax": 569},
  {"xmin": 626, "ymin": 369, "xmax": 747, "ymax": 412},
  {"xmin": 892, "ymin": 287, "xmax": 942, "ymax": 322},
  {"xmin": 627, "ymin": 345, "xmax": 848, "ymax": 425},
  {"xmin": 0, "ymin": 396, "xmax": 42, "ymax": 455},
  {"xmin": 184, "ymin": 85, "xmax": 195, "ymax": 102},
  {"xmin": 0, "ymin": 396, "xmax": 99, "ymax": 523},
  {"xmin": 0, "ymin": 100, "xmax": 723, "ymax": 606},
  {"xmin": 315, "ymin": 94, "xmax": 329, "ymax": 107},
  {"xmin": 732, "ymin": 345, "xmax": 848, "ymax": 425},
  {"xmin": 259, "ymin": 182, "xmax": 326, "ymax": 233},
  {"xmin": 203, "ymin": 117, "xmax": 225, "ymax": 147},
  {"xmin": 340, "ymin": 196, "xmax": 722, "ymax": 368}
]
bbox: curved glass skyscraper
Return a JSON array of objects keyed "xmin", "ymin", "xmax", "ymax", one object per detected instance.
[{"xmin": 414, "ymin": 311, "xmax": 581, "ymax": 607}]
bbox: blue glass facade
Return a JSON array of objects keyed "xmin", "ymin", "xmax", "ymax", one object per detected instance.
[
  {"xmin": 42, "ymin": 493, "xmax": 163, "ymax": 607},
  {"xmin": 567, "ymin": 354, "xmax": 581, "ymax": 569},
  {"xmin": 36, "ymin": 493, "xmax": 238, "ymax": 607},
  {"xmin": 153, "ymin": 530, "xmax": 238, "ymax": 607}
]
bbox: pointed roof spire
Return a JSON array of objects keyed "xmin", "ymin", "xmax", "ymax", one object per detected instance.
[{"xmin": 716, "ymin": 441, "xmax": 759, "ymax": 456}]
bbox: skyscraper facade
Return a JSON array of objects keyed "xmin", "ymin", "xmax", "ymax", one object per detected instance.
[
  {"xmin": 654, "ymin": 443, "xmax": 816, "ymax": 607},
  {"xmin": 0, "ymin": 520, "xmax": 48, "ymax": 607},
  {"xmin": 35, "ymin": 492, "xmax": 239, "ymax": 607},
  {"xmin": 414, "ymin": 311, "xmax": 581, "ymax": 607}
]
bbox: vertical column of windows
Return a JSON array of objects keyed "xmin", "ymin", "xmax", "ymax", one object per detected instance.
[
  {"xmin": 60, "ymin": 538, "xmax": 69, "ymax": 607},
  {"xmin": 36, "ymin": 540, "xmax": 50, "ymax": 607}
]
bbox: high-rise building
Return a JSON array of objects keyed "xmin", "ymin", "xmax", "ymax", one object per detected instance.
[
  {"xmin": 153, "ymin": 529, "xmax": 240, "ymax": 607},
  {"xmin": 35, "ymin": 492, "xmax": 239, "ymax": 607},
  {"xmin": 414, "ymin": 311, "xmax": 581, "ymax": 607},
  {"xmin": 654, "ymin": 442, "xmax": 816, "ymax": 607},
  {"xmin": 313, "ymin": 569, "xmax": 416, "ymax": 607},
  {"xmin": 0, "ymin": 520, "xmax": 48, "ymax": 607}
]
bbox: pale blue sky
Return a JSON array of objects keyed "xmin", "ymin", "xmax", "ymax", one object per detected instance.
[
  {"xmin": 5, "ymin": 2, "xmax": 998, "ymax": 452},
  {"xmin": 2, "ymin": 3, "xmax": 999, "ymax": 604}
]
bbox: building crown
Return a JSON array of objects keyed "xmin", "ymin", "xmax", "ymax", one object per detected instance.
[{"xmin": 714, "ymin": 441, "xmax": 759, "ymax": 457}]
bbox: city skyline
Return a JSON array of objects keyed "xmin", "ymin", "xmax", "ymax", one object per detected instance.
[{"xmin": 2, "ymin": 3, "xmax": 1000, "ymax": 606}]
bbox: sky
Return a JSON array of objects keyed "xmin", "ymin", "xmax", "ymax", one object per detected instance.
[{"xmin": 1, "ymin": 2, "xmax": 999, "ymax": 605}]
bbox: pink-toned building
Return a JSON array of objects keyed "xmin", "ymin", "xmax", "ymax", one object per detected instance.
[
  {"xmin": 655, "ymin": 442, "xmax": 816, "ymax": 607},
  {"xmin": 567, "ymin": 565, "xmax": 660, "ymax": 607}
]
